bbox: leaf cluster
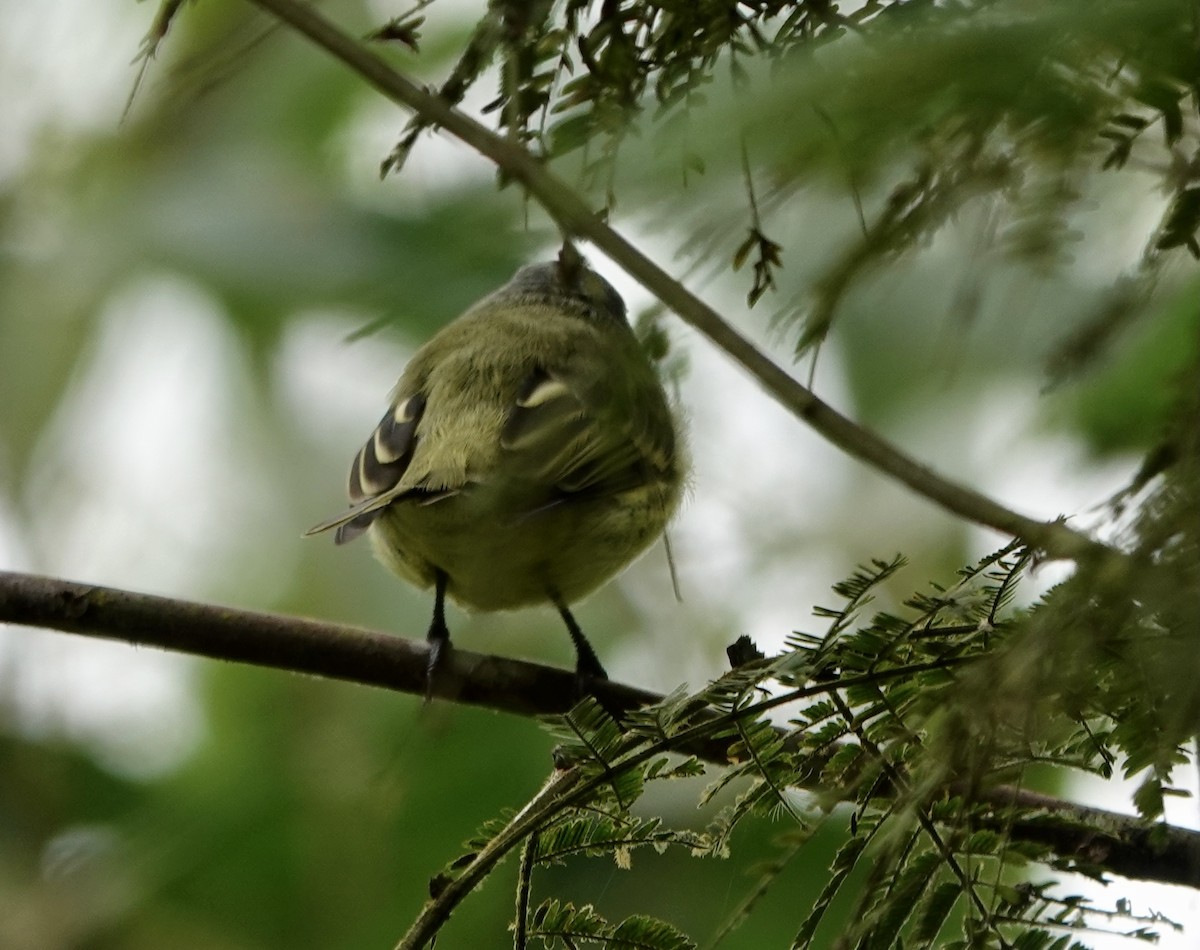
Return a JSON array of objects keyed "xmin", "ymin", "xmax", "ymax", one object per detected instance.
[
  {"xmin": 413, "ymin": 449, "xmax": 1199, "ymax": 947},
  {"xmin": 365, "ymin": 0, "xmax": 1199, "ymax": 369},
  {"xmin": 374, "ymin": 0, "xmax": 856, "ymax": 180}
]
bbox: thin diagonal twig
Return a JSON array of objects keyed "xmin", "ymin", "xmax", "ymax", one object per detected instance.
[{"xmin": 240, "ymin": 0, "xmax": 1120, "ymax": 567}]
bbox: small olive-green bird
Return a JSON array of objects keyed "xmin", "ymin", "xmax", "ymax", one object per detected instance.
[{"xmin": 307, "ymin": 251, "xmax": 684, "ymax": 687}]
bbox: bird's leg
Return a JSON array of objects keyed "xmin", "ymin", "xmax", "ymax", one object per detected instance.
[
  {"xmin": 556, "ymin": 602, "xmax": 608, "ymax": 695},
  {"xmin": 425, "ymin": 570, "xmax": 451, "ymax": 702}
]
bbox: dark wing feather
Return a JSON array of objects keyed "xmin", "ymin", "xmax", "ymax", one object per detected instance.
[
  {"xmin": 305, "ymin": 392, "xmax": 426, "ymax": 544},
  {"xmin": 350, "ymin": 393, "xmax": 425, "ymax": 501}
]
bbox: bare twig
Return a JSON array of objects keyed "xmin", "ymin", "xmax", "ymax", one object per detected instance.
[
  {"xmin": 240, "ymin": 0, "xmax": 1117, "ymax": 565},
  {"xmin": 2, "ymin": 570, "xmax": 1198, "ymax": 889}
]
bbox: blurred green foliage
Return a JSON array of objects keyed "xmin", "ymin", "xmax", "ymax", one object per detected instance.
[{"xmin": 1, "ymin": 0, "xmax": 1198, "ymax": 947}]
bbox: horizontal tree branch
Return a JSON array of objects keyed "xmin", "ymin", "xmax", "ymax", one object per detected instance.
[
  {"xmin": 241, "ymin": 0, "xmax": 1116, "ymax": 566},
  {"xmin": 2, "ymin": 569, "xmax": 1197, "ymax": 889},
  {"xmin": 0, "ymin": 570, "xmax": 656, "ymax": 718}
]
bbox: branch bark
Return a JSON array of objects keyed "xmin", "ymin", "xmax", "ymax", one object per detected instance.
[
  {"xmin": 240, "ymin": 0, "xmax": 1117, "ymax": 566},
  {"xmin": 0, "ymin": 570, "xmax": 657, "ymax": 718},
  {"xmin": 3, "ymin": 569, "xmax": 1198, "ymax": 889}
]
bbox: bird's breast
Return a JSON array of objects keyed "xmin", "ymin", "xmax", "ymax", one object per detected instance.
[{"xmin": 368, "ymin": 479, "xmax": 677, "ymax": 611}]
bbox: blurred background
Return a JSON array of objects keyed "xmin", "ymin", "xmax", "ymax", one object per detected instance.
[{"xmin": 1, "ymin": 0, "xmax": 1197, "ymax": 947}]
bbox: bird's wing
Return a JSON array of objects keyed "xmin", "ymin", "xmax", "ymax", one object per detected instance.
[
  {"xmin": 304, "ymin": 392, "xmax": 451, "ymax": 544},
  {"xmin": 500, "ymin": 358, "xmax": 675, "ymax": 500},
  {"xmin": 308, "ymin": 336, "xmax": 676, "ymax": 542}
]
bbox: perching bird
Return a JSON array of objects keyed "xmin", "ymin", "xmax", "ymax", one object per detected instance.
[{"xmin": 307, "ymin": 249, "xmax": 684, "ymax": 691}]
